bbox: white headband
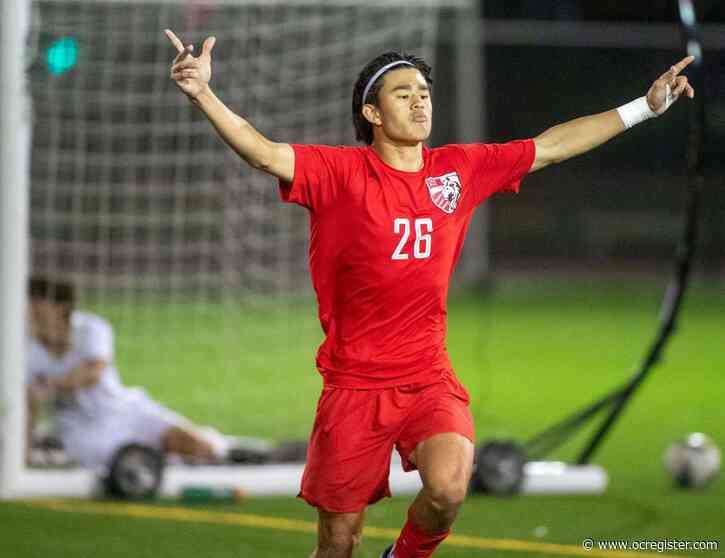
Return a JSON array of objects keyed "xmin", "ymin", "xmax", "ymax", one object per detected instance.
[{"xmin": 362, "ymin": 60, "xmax": 415, "ymax": 104}]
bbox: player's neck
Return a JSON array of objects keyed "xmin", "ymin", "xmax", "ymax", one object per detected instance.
[
  {"xmin": 372, "ymin": 140, "xmax": 424, "ymax": 172},
  {"xmin": 40, "ymin": 334, "xmax": 71, "ymax": 357}
]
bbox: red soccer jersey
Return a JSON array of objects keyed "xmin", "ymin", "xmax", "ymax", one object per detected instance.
[{"xmin": 279, "ymin": 140, "xmax": 535, "ymax": 388}]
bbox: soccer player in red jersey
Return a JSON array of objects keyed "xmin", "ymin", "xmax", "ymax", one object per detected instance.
[{"xmin": 165, "ymin": 29, "xmax": 694, "ymax": 558}]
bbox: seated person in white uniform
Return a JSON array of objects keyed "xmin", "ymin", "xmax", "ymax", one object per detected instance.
[{"xmin": 26, "ymin": 276, "xmax": 244, "ymax": 468}]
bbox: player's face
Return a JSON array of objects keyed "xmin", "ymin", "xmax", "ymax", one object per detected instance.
[
  {"xmin": 29, "ymin": 299, "xmax": 70, "ymax": 347},
  {"xmin": 370, "ymin": 68, "xmax": 432, "ymax": 145}
]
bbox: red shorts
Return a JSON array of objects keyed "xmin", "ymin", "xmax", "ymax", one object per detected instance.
[{"xmin": 299, "ymin": 372, "xmax": 474, "ymax": 513}]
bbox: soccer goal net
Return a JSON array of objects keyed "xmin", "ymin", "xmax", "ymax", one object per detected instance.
[{"xmin": 1, "ymin": 0, "xmax": 477, "ymax": 499}]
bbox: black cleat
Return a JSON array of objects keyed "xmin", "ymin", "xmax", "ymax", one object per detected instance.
[
  {"xmin": 267, "ymin": 440, "xmax": 308, "ymax": 463},
  {"xmin": 379, "ymin": 545, "xmax": 394, "ymax": 558},
  {"xmin": 227, "ymin": 447, "xmax": 269, "ymax": 464}
]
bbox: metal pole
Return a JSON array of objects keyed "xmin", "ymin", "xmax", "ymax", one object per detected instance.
[
  {"xmin": 455, "ymin": 1, "xmax": 489, "ymax": 285},
  {"xmin": 0, "ymin": 0, "xmax": 31, "ymax": 499}
]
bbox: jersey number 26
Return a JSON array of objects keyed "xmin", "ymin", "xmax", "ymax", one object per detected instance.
[{"xmin": 391, "ymin": 218, "xmax": 432, "ymax": 260}]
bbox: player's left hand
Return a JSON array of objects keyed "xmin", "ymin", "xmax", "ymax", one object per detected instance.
[{"xmin": 646, "ymin": 56, "xmax": 696, "ymax": 115}]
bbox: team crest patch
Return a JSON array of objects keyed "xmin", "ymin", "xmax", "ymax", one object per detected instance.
[{"xmin": 425, "ymin": 172, "xmax": 462, "ymax": 214}]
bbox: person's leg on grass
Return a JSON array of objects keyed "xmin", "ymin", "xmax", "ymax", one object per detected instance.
[
  {"xmin": 391, "ymin": 432, "xmax": 474, "ymax": 558},
  {"xmin": 161, "ymin": 426, "xmax": 216, "ymax": 461},
  {"xmin": 310, "ymin": 509, "xmax": 366, "ymax": 558}
]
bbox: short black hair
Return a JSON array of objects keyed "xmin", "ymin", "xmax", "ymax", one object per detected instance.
[
  {"xmin": 352, "ymin": 51, "xmax": 433, "ymax": 145},
  {"xmin": 28, "ymin": 276, "xmax": 75, "ymax": 308}
]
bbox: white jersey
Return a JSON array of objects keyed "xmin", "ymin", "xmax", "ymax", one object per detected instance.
[
  {"xmin": 27, "ymin": 311, "xmax": 188, "ymax": 467},
  {"xmin": 27, "ymin": 311, "xmax": 235, "ymax": 468},
  {"xmin": 27, "ymin": 311, "xmax": 128, "ymax": 420}
]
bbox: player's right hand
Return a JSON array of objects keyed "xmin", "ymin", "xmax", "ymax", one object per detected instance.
[
  {"xmin": 165, "ymin": 29, "xmax": 216, "ymax": 99},
  {"xmin": 28, "ymin": 376, "xmax": 54, "ymax": 402}
]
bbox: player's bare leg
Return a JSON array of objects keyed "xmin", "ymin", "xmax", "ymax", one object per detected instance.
[
  {"xmin": 411, "ymin": 432, "xmax": 474, "ymax": 531},
  {"xmin": 161, "ymin": 426, "xmax": 216, "ymax": 462},
  {"xmin": 310, "ymin": 509, "xmax": 366, "ymax": 558},
  {"xmin": 390, "ymin": 433, "xmax": 474, "ymax": 557}
]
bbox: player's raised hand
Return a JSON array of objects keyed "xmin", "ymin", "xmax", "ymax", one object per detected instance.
[
  {"xmin": 165, "ymin": 29, "xmax": 216, "ymax": 99},
  {"xmin": 646, "ymin": 55, "xmax": 696, "ymax": 115}
]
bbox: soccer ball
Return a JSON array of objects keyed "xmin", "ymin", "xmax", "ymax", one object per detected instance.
[{"xmin": 663, "ymin": 433, "xmax": 721, "ymax": 489}]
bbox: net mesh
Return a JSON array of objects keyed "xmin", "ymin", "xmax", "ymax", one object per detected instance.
[{"xmin": 29, "ymin": 0, "xmax": 441, "ymax": 296}]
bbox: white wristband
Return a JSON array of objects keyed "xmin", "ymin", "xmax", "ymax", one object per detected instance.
[{"xmin": 616, "ymin": 96, "xmax": 658, "ymax": 130}]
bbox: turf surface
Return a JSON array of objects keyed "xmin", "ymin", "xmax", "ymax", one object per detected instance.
[{"xmin": 3, "ymin": 276, "xmax": 723, "ymax": 557}]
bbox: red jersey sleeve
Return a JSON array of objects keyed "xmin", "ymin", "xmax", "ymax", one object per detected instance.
[
  {"xmin": 278, "ymin": 144, "xmax": 350, "ymax": 212},
  {"xmin": 459, "ymin": 139, "xmax": 536, "ymax": 206}
]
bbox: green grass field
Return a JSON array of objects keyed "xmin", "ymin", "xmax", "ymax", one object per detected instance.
[{"xmin": 2, "ymin": 276, "xmax": 723, "ymax": 557}]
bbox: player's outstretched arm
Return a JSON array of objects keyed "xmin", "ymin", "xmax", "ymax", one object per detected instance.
[
  {"xmin": 164, "ymin": 30, "xmax": 294, "ymax": 183},
  {"xmin": 530, "ymin": 56, "xmax": 695, "ymax": 173}
]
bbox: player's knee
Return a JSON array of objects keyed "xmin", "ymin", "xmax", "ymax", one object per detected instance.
[
  {"xmin": 426, "ymin": 472, "xmax": 470, "ymax": 513},
  {"xmin": 428, "ymin": 484, "xmax": 467, "ymax": 514}
]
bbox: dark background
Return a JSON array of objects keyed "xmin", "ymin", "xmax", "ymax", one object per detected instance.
[
  {"xmin": 484, "ymin": 0, "xmax": 725, "ymax": 22},
  {"xmin": 435, "ymin": 2, "xmax": 725, "ymax": 278}
]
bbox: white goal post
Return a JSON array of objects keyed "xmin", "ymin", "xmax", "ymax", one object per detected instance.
[
  {"xmin": 1, "ymin": 0, "xmax": 32, "ymax": 500},
  {"xmin": 1, "ymin": 0, "xmax": 486, "ymax": 500}
]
